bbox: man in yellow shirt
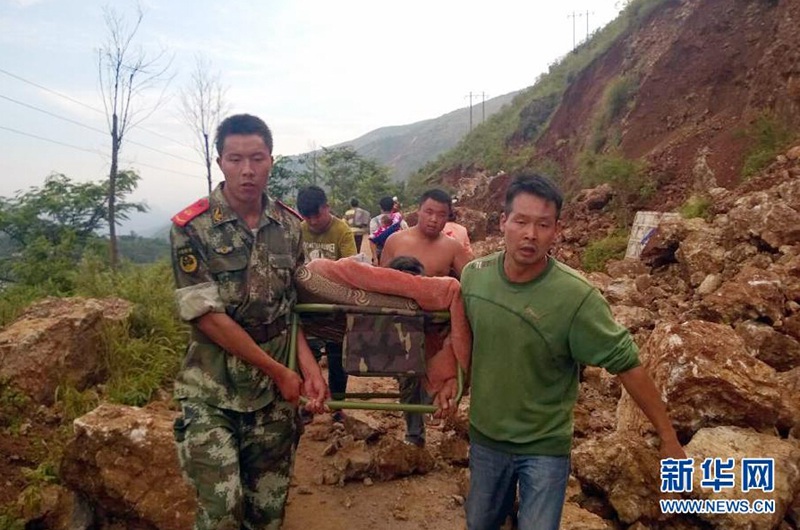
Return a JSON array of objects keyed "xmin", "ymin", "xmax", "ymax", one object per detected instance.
[{"xmin": 297, "ymin": 186, "xmax": 358, "ymax": 421}]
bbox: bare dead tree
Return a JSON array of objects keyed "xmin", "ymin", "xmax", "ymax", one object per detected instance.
[
  {"xmin": 97, "ymin": 4, "xmax": 172, "ymax": 268},
  {"xmin": 179, "ymin": 55, "xmax": 228, "ymax": 194}
]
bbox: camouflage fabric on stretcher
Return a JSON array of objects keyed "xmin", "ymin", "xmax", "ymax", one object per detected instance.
[{"xmin": 343, "ymin": 314, "xmax": 426, "ymax": 375}]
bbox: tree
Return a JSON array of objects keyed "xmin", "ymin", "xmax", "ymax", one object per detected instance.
[
  {"xmin": 0, "ymin": 172, "xmax": 147, "ymax": 287},
  {"xmin": 316, "ymin": 147, "xmax": 399, "ymax": 215},
  {"xmin": 268, "ymin": 156, "xmax": 320, "ymax": 205},
  {"xmin": 179, "ymin": 54, "xmax": 228, "ymax": 194},
  {"xmin": 98, "ymin": 4, "xmax": 172, "ymax": 268},
  {"xmin": 268, "ymin": 156, "xmax": 298, "ymax": 203}
]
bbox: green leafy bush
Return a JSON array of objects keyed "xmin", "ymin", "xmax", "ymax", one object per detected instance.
[
  {"xmin": 581, "ymin": 232, "xmax": 630, "ymax": 272},
  {"xmin": 589, "ymin": 75, "xmax": 639, "ymax": 152},
  {"xmin": 72, "ymin": 259, "xmax": 187, "ymax": 406},
  {"xmin": 0, "ymin": 378, "xmax": 29, "ymax": 431},
  {"xmin": 578, "ymin": 151, "xmax": 653, "ymax": 219},
  {"xmin": 679, "ymin": 195, "xmax": 713, "ymax": 220},
  {"xmin": 0, "ymin": 512, "xmax": 24, "ymax": 530},
  {"xmin": 741, "ymin": 113, "xmax": 793, "ymax": 178}
]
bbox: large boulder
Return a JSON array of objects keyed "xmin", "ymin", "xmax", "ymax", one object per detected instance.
[
  {"xmin": 573, "ymin": 183, "xmax": 614, "ymax": 211},
  {"xmin": 0, "ymin": 297, "xmax": 133, "ymax": 404},
  {"xmin": 640, "ymin": 217, "xmax": 702, "ymax": 269},
  {"xmin": 605, "ymin": 258, "xmax": 649, "ymax": 279},
  {"xmin": 699, "ymin": 266, "xmax": 786, "ymax": 325},
  {"xmin": 726, "ymin": 193, "xmax": 800, "ymax": 250},
  {"xmin": 60, "ymin": 403, "xmax": 195, "ymax": 530},
  {"xmin": 685, "ymin": 426, "xmax": 800, "ymax": 530},
  {"xmin": 674, "ymin": 222, "xmax": 726, "ymax": 286},
  {"xmin": 571, "ymin": 432, "xmax": 665, "ymax": 525},
  {"xmin": 616, "ymin": 320, "xmax": 792, "ymax": 440},
  {"xmin": 611, "ymin": 305, "xmax": 656, "ymax": 333},
  {"xmin": 735, "ymin": 320, "xmax": 800, "ymax": 372}
]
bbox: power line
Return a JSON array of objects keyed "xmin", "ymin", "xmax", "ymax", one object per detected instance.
[
  {"xmin": 0, "ymin": 124, "xmax": 205, "ymax": 180},
  {"xmin": 0, "ymin": 67, "xmax": 104, "ymax": 115},
  {"xmin": 0, "ymin": 93, "xmax": 204, "ymax": 165},
  {"xmin": 0, "ymin": 66, "xmax": 197, "ymax": 151},
  {"xmin": 0, "ymin": 124, "xmax": 103, "ymax": 155}
]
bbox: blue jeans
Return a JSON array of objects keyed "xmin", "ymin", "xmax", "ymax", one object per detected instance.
[{"xmin": 466, "ymin": 442, "xmax": 570, "ymax": 530}]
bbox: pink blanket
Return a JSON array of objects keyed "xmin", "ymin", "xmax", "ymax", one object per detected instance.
[{"xmin": 305, "ymin": 259, "xmax": 471, "ymax": 393}]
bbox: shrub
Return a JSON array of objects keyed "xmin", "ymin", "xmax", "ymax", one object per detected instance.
[
  {"xmin": 581, "ymin": 232, "xmax": 630, "ymax": 272},
  {"xmin": 679, "ymin": 195, "xmax": 713, "ymax": 220},
  {"xmin": 589, "ymin": 75, "xmax": 639, "ymax": 152},
  {"xmin": 741, "ymin": 113, "xmax": 793, "ymax": 178},
  {"xmin": 0, "ymin": 512, "xmax": 24, "ymax": 530},
  {"xmin": 0, "ymin": 378, "xmax": 29, "ymax": 431},
  {"xmin": 72, "ymin": 258, "xmax": 187, "ymax": 406}
]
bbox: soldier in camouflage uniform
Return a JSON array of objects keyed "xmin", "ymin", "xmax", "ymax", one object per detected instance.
[{"xmin": 170, "ymin": 114, "xmax": 328, "ymax": 530}]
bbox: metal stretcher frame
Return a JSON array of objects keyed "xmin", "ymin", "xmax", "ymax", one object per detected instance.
[{"xmin": 289, "ymin": 303, "xmax": 464, "ymax": 412}]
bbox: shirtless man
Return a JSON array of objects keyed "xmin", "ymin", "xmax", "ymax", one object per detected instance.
[
  {"xmin": 379, "ymin": 188, "xmax": 473, "ymax": 446},
  {"xmin": 379, "ymin": 189, "xmax": 473, "ymax": 278}
]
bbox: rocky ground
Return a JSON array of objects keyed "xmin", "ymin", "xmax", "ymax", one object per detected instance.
[{"xmin": 284, "ymin": 376, "xmax": 470, "ymax": 530}]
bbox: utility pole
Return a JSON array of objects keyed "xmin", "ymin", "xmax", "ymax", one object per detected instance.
[
  {"xmin": 468, "ymin": 91, "xmax": 473, "ymax": 131},
  {"xmin": 585, "ymin": 10, "xmax": 594, "ymax": 42},
  {"xmin": 465, "ymin": 92, "xmax": 486, "ymax": 131},
  {"xmin": 567, "ymin": 11, "xmax": 584, "ymax": 50}
]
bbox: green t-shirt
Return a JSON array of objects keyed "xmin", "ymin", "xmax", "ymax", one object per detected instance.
[
  {"xmin": 300, "ymin": 216, "xmax": 358, "ymax": 262},
  {"xmin": 461, "ymin": 252, "xmax": 640, "ymax": 456}
]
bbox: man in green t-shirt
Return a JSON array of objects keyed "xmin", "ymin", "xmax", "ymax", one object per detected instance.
[
  {"xmin": 460, "ymin": 173, "xmax": 685, "ymax": 530},
  {"xmin": 297, "ymin": 186, "xmax": 358, "ymax": 421}
]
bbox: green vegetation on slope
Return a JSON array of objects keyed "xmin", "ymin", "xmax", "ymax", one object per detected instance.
[
  {"xmin": 581, "ymin": 231, "xmax": 630, "ymax": 272},
  {"xmin": 407, "ymin": 0, "xmax": 672, "ymax": 196},
  {"xmin": 740, "ymin": 113, "xmax": 794, "ymax": 179}
]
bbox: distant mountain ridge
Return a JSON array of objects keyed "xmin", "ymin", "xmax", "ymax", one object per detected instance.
[
  {"xmin": 308, "ymin": 90, "xmax": 520, "ymax": 182},
  {"xmin": 133, "ymin": 91, "xmax": 520, "ymax": 239}
]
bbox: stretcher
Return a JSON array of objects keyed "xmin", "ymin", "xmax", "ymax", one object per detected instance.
[
  {"xmin": 288, "ymin": 302, "xmax": 464, "ymax": 413},
  {"xmin": 286, "ymin": 259, "xmax": 470, "ymax": 413}
]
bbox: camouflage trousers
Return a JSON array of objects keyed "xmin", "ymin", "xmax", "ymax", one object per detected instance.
[{"xmin": 174, "ymin": 398, "xmax": 301, "ymax": 530}]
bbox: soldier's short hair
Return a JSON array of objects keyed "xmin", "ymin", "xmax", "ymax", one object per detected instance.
[
  {"xmin": 297, "ymin": 185, "xmax": 328, "ymax": 217},
  {"xmin": 215, "ymin": 114, "xmax": 273, "ymax": 155}
]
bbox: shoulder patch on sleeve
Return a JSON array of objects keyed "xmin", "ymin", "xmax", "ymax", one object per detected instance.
[
  {"xmin": 276, "ymin": 199, "xmax": 303, "ymax": 220},
  {"xmin": 171, "ymin": 198, "xmax": 210, "ymax": 227}
]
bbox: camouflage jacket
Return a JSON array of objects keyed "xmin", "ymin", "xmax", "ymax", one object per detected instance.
[{"xmin": 170, "ymin": 184, "xmax": 304, "ymax": 411}]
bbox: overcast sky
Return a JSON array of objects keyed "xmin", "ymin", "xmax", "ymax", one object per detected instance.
[{"xmin": 0, "ymin": 0, "xmax": 623, "ymax": 227}]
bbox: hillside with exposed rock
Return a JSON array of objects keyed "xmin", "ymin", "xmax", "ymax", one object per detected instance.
[{"xmin": 426, "ymin": 0, "xmax": 800, "ymax": 215}]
